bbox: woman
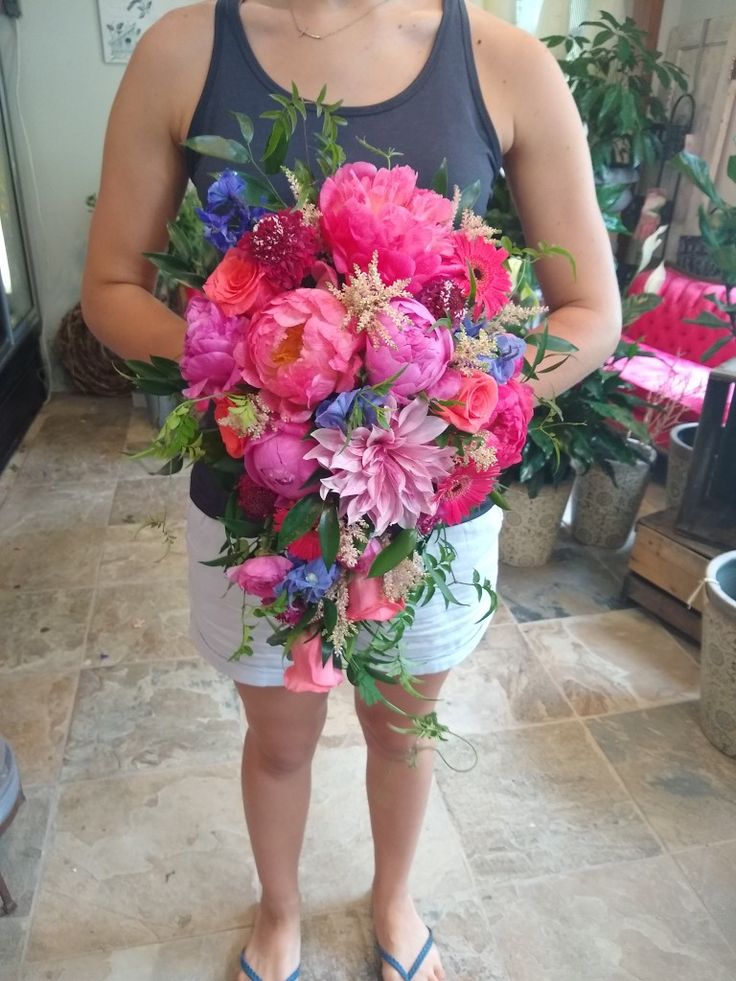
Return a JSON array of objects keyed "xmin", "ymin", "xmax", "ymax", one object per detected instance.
[{"xmin": 82, "ymin": 2, "xmax": 621, "ymax": 979}]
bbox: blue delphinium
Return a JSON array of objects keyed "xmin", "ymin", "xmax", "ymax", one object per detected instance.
[
  {"xmin": 461, "ymin": 314, "xmax": 488, "ymax": 339},
  {"xmin": 315, "ymin": 387, "xmax": 387, "ymax": 433},
  {"xmin": 195, "ymin": 170, "xmax": 268, "ymax": 253},
  {"xmin": 275, "ymin": 558, "xmax": 340, "ymax": 606},
  {"xmin": 479, "ymin": 333, "xmax": 527, "ymax": 384}
]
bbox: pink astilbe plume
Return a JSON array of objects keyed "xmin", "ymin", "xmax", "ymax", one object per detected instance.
[{"xmin": 305, "ymin": 399, "xmax": 455, "ymax": 536}]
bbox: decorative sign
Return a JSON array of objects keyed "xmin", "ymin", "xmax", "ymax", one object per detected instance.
[{"xmin": 98, "ymin": 0, "xmax": 157, "ymax": 64}]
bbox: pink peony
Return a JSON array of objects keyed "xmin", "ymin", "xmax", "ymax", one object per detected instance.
[
  {"xmin": 180, "ymin": 294, "xmax": 247, "ymax": 400},
  {"xmin": 484, "ymin": 376, "xmax": 535, "ymax": 470},
  {"xmin": 244, "ymin": 420, "xmax": 318, "ymax": 500},
  {"xmin": 284, "ymin": 631, "xmax": 344, "ymax": 693},
  {"xmin": 444, "ymin": 232, "xmax": 511, "ymax": 320},
  {"xmin": 203, "ymin": 248, "xmax": 278, "ymax": 317},
  {"xmin": 305, "ymin": 398, "xmax": 455, "ymax": 536},
  {"xmin": 319, "ymin": 163, "xmax": 455, "ymax": 293},
  {"xmin": 235, "ymin": 288, "xmax": 363, "ymax": 413},
  {"xmin": 434, "ymin": 371, "xmax": 499, "ymax": 433},
  {"xmin": 226, "ymin": 555, "xmax": 294, "ymax": 603},
  {"xmin": 365, "ymin": 299, "xmax": 454, "ymax": 398}
]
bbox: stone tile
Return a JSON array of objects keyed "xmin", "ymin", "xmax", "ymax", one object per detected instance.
[
  {"xmin": 84, "ymin": 579, "xmax": 195, "ymax": 668},
  {"xmin": 498, "ymin": 538, "xmax": 630, "ymax": 623},
  {"xmin": 491, "ymin": 597, "xmax": 516, "ymax": 625},
  {"xmin": 108, "ymin": 476, "xmax": 190, "ymax": 526},
  {"xmin": 0, "ymin": 916, "xmax": 27, "ymax": 981},
  {"xmin": 0, "ymin": 484, "xmax": 114, "ymax": 536},
  {"xmin": 13, "ymin": 411, "xmax": 129, "ymax": 486},
  {"xmin": 62, "ymin": 660, "xmax": 241, "ymax": 781},
  {"xmin": 0, "ymin": 673, "xmax": 78, "ymax": 785},
  {"xmin": 436, "ymin": 721, "xmax": 661, "ymax": 887},
  {"xmin": 39, "ymin": 395, "xmax": 132, "ymax": 422},
  {"xmin": 0, "ymin": 589, "xmax": 93, "ymax": 673},
  {"xmin": 587, "ymin": 701, "xmax": 736, "ymax": 851},
  {"xmin": 301, "ymin": 746, "xmax": 474, "ymax": 912},
  {"xmin": 483, "ymin": 854, "xmax": 736, "ymax": 981},
  {"xmin": 411, "ymin": 891, "xmax": 509, "ymax": 981},
  {"xmin": 675, "ymin": 840, "xmax": 736, "ymax": 949},
  {"xmin": 0, "ymin": 528, "xmax": 105, "ymax": 591},
  {"xmin": 98, "ymin": 521, "xmax": 188, "ymax": 585},
  {"xmin": 25, "ymin": 764, "xmax": 255, "ymax": 961},
  {"xmin": 0, "ymin": 787, "xmax": 52, "ymax": 917},
  {"xmin": 439, "ymin": 624, "xmax": 573, "ymax": 735},
  {"xmin": 521, "ymin": 609, "xmax": 699, "ymax": 717}
]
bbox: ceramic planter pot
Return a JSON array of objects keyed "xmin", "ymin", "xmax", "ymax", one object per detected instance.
[
  {"xmin": 571, "ymin": 447, "xmax": 656, "ymax": 550},
  {"xmin": 499, "ymin": 479, "xmax": 573, "ymax": 567},
  {"xmin": 700, "ymin": 551, "xmax": 736, "ymax": 757},
  {"xmin": 666, "ymin": 422, "xmax": 697, "ymax": 510}
]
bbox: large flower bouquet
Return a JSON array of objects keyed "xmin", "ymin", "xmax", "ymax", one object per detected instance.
[{"xmin": 128, "ymin": 88, "xmax": 556, "ymax": 735}]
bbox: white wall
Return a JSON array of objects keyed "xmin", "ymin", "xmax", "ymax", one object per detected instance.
[
  {"xmin": 659, "ymin": 0, "xmax": 736, "ymax": 51},
  {"xmin": 0, "ymin": 0, "xmax": 189, "ymax": 389}
]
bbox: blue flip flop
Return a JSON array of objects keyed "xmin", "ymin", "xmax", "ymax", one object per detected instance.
[
  {"xmin": 239, "ymin": 950, "xmax": 300, "ymax": 981},
  {"xmin": 378, "ymin": 926, "xmax": 434, "ymax": 980}
]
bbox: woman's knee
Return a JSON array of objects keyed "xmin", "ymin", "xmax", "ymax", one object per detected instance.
[
  {"xmin": 355, "ymin": 673, "xmax": 449, "ymax": 761},
  {"xmin": 237, "ymin": 684, "xmax": 329, "ymax": 774}
]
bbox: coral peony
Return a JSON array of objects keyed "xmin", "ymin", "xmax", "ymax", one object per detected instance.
[
  {"xmin": 203, "ymin": 247, "xmax": 277, "ymax": 317},
  {"xmin": 235, "ymin": 288, "xmax": 363, "ymax": 412},
  {"xmin": 365, "ymin": 299, "xmax": 454, "ymax": 398},
  {"xmin": 434, "ymin": 371, "xmax": 499, "ymax": 433},
  {"xmin": 244, "ymin": 420, "xmax": 318, "ymax": 500},
  {"xmin": 284, "ymin": 631, "xmax": 344, "ymax": 693},
  {"xmin": 447, "ymin": 233, "xmax": 511, "ymax": 320},
  {"xmin": 434, "ymin": 461, "xmax": 499, "ymax": 525},
  {"xmin": 306, "ymin": 398, "xmax": 455, "ymax": 536},
  {"xmin": 319, "ymin": 163, "xmax": 455, "ymax": 293},
  {"xmin": 484, "ymin": 376, "xmax": 535, "ymax": 470},
  {"xmin": 180, "ymin": 294, "xmax": 247, "ymax": 400},
  {"xmin": 226, "ymin": 555, "xmax": 294, "ymax": 603}
]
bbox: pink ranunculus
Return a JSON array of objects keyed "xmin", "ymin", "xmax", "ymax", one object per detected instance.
[
  {"xmin": 180, "ymin": 294, "xmax": 247, "ymax": 400},
  {"xmin": 226, "ymin": 555, "xmax": 294, "ymax": 603},
  {"xmin": 319, "ymin": 163, "xmax": 456, "ymax": 293},
  {"xmin": 347, "ymin": 571, "xmax": 405, "ymax": 622},
  {"xmin": 365, "ymin": 299, "xmax": 454, "ymax": 398},
  {"xmin": 243, "ymin": 419, "xmax": 319, "ymax": 500},
  {"xmin": 203, "ymin": 248, "xmax": 278, "ymax": 317},
  {"xmin": 434, "ymin": 371, "xmax": 499, "ymax": 433},
  {"xmin": 484, "ymin": 376, "xmax": 535, "ymax": 470},
  {"xmin": 305, "ymin": 398, "xmax": 455, "ymax": 536},
  {"xmin": 235, "ymin": 288, "xmax": 363, "ymax": 410},
  {"xmin": 284, "ymin": 631, "xmax": 344, "ymax": 693}
]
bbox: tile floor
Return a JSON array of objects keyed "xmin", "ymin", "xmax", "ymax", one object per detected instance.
[{"xmin": 1, "ymin": 395, "xmax": 735, "ymax": 981}]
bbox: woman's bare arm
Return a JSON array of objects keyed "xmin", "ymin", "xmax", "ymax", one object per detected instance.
[{"xmin": 81, "ymin": 5, "xmax": 212, "ymax": 361}]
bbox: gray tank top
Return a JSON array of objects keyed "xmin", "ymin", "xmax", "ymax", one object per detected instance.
[{"xmin": 187, "ymin": 0, "xmax": 503, "ymax": 518}]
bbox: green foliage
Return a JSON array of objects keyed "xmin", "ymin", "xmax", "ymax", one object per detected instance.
[
  {"xmin": 123, "ymin": 356, "xmax": 185, "ymax": 397},
  {"xmin": 544, "ymin": 10, "xmax": 689, "ymax": 173},
  {"xmin": 129, "ymin": 400, "xmax": 204, "ymax": 464},
  {"xmin": 276, "ymin": 494, "xmax": 323, "ymax": 552},
  {"xmin": 368, "ymin": 528, "xmax": 418, "ymax": 578}
]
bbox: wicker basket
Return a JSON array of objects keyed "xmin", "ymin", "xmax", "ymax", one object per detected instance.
[{"xmin": 56, "ymin": 303, "xmax": 133, "ymax": 396}]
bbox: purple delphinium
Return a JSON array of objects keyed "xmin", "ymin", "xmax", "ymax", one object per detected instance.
[
  {"xmin": 315, "ymin": 388, "xmax": 386, "ymax": 433},
  {"xmin": 275, "ymin": 558, "xmax": 340, "ymax": 606},
  {"xmin": 195, "ymin": 170, "xmax": 268, "ymax": 253},
  {"xmin": 479, "ymin": 333, "xmax": 527, "ymax": 384}
]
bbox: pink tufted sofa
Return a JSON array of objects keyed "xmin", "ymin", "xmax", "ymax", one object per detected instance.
[{"xmin": 616, "ymin": 266, "xmax": 736, "ymax": 444}]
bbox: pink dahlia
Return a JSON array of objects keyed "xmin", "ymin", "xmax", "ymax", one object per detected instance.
[
  {"xmin": 235, "ymin": 288, "xmax": 363, "ymax": 416},
  {"xmin": 242, "ymin": 210, "xmax": 320, "ymax": 290},
  {"xmin": 305, "ymin": 399, "xmax": 455, "ymax": 536},
  {"xmin": 446, "ymin": 233, "xmax": 511, "ymax": 320},
  {"xmin": 434, "ymin": 461, "xmax": 499, "ymax": 526},
  {"xmin": 319, "ymin": 163, "xmax": 455, "ymax": 293},
  {"xmin": 180, "ymin": 294, "xmax": 247, "ymax": 400}
]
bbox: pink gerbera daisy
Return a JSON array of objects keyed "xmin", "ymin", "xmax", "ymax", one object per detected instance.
[
  {"xmin": 434, "ymin": 461, "xmax": 497, "ymax": 526},
  {"xmin": 451, "ymin": 233, "xmax": 511, "ymax": 320}
]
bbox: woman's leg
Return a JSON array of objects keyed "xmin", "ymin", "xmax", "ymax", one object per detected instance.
[
  {"xmin": 235, "ymin": 682, "xmax": 329, "ymax": 981},
  {"xmin": 355, "ymin": 671, "xmax": 450, "ymax": 981}
]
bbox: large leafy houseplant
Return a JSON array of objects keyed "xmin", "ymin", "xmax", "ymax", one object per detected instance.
[{"xmin": 543, "ymin": 10, "xmax": 688, "ymax": 175}]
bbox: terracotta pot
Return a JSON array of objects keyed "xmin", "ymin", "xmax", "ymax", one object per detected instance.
[
  {"xmin": 499, "ymin": 479, "xmax": 573, "ymax": 567},
  {"xmin": 700, "ymin": 551, "xmax": 736, "ymax": 757},
  {"xmin": 666, "ymin": 422, "xmax": 697, "ymax": 510},
  {"xmin": 571, "ymin": 447, "xmax": 656, "ymax": 550}
]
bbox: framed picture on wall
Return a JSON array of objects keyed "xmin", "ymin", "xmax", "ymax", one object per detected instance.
[{"xmin": 98, "ymin": 0, "xmax": 158, "ymax": 64}]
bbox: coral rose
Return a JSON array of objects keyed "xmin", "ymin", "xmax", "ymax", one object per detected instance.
[
  {"xmin": 284, "ymin": 631, "xmax": 344, "ymax": 693},
  {"xmin": 434, "ymin": 371, "xmax": 499, "ymax": 433},
  {"xmin": 203, "ymin": 248, "xmax": 277, "ymax": 317},
  {"xmin": 365, "ymin": 299, "xmax": 454, "ymax": 398},
  {"xmin": 180, "ymin": 294, "xmax": 247, "ymax": 401},
  {"xmin": 347, "ymin": 572, "xmax": 405, "ymax": 622},
  {"xmin": 226, "ymin": 555, "xmax": 294, "ymax": 603},
  {"xmin": 484, "ymin": 376, "xmax": 535, "ymax": 470},
  {"xmin": 235, "ymin": 288, "xmax": 362, "ymax": 412},
  {"xmin": 243, "ymin": 420, "xmax": 318, "ymax": 500}
]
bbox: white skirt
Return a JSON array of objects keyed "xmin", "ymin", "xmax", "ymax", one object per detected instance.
[{"xmin": 187, "ymin": 501, "xmax": 503, "ymax": 687}]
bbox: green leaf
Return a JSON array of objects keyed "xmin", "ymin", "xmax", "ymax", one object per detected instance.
[
  {"xmin": 262, "ymin": 122, "xmax": 289, "ymax": 175},
  {"xmin": 368, "ymin": 528, "xmax": 418, "ymax": 579},
  {"xmin": 277, "ymin": 495, "xmax": 323, "ymax": 551},
  {"xmin": 182, "ymin": 135, "xmax": 250, "ymax": 164},
  {"xmin": 231, "ymin": 112, "xmax": 254, "ymax": 144},
  {"xmin": 142, "ymin": 252, "xmax": 205, "ymax": 290},
  {"xmin": 318, "ymin": 505, "xmax": 340, "ymax": 568},
  {"xmin": 728, "ymin": 154, "xmax": 736, "ymax": 185},
  {"xmin": 674, "ymin": 152, "xmax": 725, "ymax": 207},
  {"xmin": 455, "ymin": 180, "xmax": 482, "ymax": 222},
  {"xmin": 322, "ymin": 598, "xmax": 338, "ymax": 637},
  {"xmin": 684, "ymin": 311, "xmax": 728, "ymax": 329},
  {"xmin": 541, "ymin": 34, "xmax": 566, "ymax": 48},
  {"xmin": 430, "ymin": 158, "xmax": 449, "ymax": 197},
  {"xmin": 526, "ymin": 332, "xmax": 579, "ymax": 354},
  {"xmin": 700, "ymin": 335, "xmax": 733, "ymax": 363}
]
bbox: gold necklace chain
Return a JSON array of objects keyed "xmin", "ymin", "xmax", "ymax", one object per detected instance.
[{"xmin": 288, "ymin": 0, "xmax": 392, "ymax": 40}]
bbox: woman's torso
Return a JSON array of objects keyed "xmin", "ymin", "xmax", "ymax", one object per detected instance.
[{"xmin": 181, "ymin": 0, "xmax": 505, "ymax": 517}]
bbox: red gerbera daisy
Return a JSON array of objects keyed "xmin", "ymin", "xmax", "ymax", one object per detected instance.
[
  {"xmin": 452, "ymin": 233, "xmax": 511, "ymax": 320},
  {"xmin": 242, "ymin": 210, "xmax": 320, "ymax": 290},
  {"xmin": 434, "ymin": 461, "xmax": 496, "ymax": 526}
]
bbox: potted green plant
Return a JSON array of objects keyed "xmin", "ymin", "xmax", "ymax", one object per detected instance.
[
  {"xmin": 543, "ymin": 11, "xmax": 688, "ymax": 201},
  {"xmin": 701, "ymin": 551, "xmax": 736, "ymax": 757}
]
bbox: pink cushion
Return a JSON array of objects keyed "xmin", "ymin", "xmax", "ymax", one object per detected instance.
[
  {"xmin": 615, "ymin": 342, "xmax": 710, "ymax": 415},
  {"xmin": 626, "ymin": 268, "xmax": 736, "ymax": 366}
]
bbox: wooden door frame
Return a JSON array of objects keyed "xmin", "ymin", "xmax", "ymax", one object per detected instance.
[{"xmin": 633, "ymin": 0, "xmax": 665, "ymax": 49}]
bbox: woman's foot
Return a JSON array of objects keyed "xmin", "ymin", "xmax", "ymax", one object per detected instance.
[
  {"xmin": 372, "ymin": 891, "xmax": 445, "ymax": 981},
  {"xmin": 237, "ymin": 898, "xmax": 301, "ymax": 981}
]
